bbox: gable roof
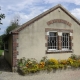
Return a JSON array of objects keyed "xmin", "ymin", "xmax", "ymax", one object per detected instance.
[{"xmin": 11, "ymin": 4, "xmax": 80, "ymax": 34}]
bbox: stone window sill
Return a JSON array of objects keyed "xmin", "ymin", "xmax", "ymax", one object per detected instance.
[{"xmin": 46, "ymin": 49, "xmax": 73, "ymax": 53}]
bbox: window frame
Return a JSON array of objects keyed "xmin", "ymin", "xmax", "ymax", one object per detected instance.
[
  {"xmin": 48, "ymin": 31, "xmax": 58, "ymax": 50},
  {"xmin": 62, "ymin": 33, "xmax": 70, "ymax": 50},
  {"xmin": 47, "ymin": 31, "xmax": 73, "ymax": 53}
]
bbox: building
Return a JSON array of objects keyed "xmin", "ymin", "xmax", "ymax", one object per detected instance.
[{"xmin": 4, "ymin": 4, "xmax": 80, "ymax": 71}]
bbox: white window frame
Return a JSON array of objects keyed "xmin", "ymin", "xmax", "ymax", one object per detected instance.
[
  {"xmin": 62, "ymin": 33, "xmax": 70, "ymax": 50},
  {"xmin": 47, "ymin": 31, "xmax": 72, "ymax": 52},
  {"xmin": 48, "ymin": 31, "xmax": 58, "ymax": 50}
]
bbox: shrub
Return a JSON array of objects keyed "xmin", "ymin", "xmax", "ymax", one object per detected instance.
[
  {"xmin": 18, "ymin": 58, "xmax": 40, "ymax": 75},
  {"xmin": 26, "ymin": 58, "xmax": 39, "ymax": 70},
  {"xmin": 19, "ymin": 67, "xmax": 28, "ymax": 75},
  {"xmin": 40, "ymin": 56, "xmax": 47, "ymax": 62},
  {"xmin": 70, "ymin": 54, "xmax": 80, "ymax": 60},
  {"xmin": 18, "ymin": 55, "xmax": 80, "ymax": 75},
  {"xmin": 39, "ymin": 62, "xmax": 45, "ymax": 69},
  {"xmin": 45, "ymin": 58, "xmax": 58, "ymax": 66},
  {"xmin": 59, "ymin": 64, "xmax": 64, "ymax": 69},
  {"xmin": 18, "ymin": 57, "xmax": 26, "ymax": 68},
  {"xmin": 59, "ymin": 60, "xmax": 67, "ymax": 65},
  {"xmin": 67, "ymin": 58, "xmax": 74, "ymax": 65},
  {"xmin": 52, "ymin": 65, "xmax": 59, "ymax": 69},
  {"xmin": 71, "ymin": 60, "xmax": 80, "ymax": 68}
]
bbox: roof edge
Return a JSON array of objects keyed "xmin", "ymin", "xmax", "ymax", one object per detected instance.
[{"xmin": 11, "ymin": 4, "xmax": 80, "ymax": 33}]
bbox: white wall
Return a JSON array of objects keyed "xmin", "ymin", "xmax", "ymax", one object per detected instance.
[{"xmin": 17, "ymin": 8, "xmax": 80, "ymax": 61}]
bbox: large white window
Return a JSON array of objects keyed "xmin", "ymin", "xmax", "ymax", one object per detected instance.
[
  {"xmin": 47, "ymin": 31, "xmax": 72, "ymax": 52},
  {"xmin": 48, "ymin": 32, "xmax": 58, "ymax": 50},
  {"xmin": 62, "ymin": 33, "xmax": 70, "ymax": 50}
]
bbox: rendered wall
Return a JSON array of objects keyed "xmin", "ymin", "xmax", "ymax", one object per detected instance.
[
  {"xmin": 17, "ymin": 8, "xmax": 80, "ymax": 61},
  {"xmin": 4, "ymin": 35, "xmax": 13, "ymax": 66}
]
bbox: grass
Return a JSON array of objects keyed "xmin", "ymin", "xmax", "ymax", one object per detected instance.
[{"xmin": 0, "ymin": 50, "xmax": 4, "ymax": 56}]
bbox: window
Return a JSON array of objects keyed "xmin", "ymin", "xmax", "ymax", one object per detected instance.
[
  {"xmin": 62, "ymin": 33, "xmax": 70, "ymax": 50},
  {"xmin": 4, "ymin": 41, "xmax": 8, "ymax": 50},
  {"xmin": 47, "ymin": 31, "xmax": 72, "ymax": 52},
  {"xmin": 48, "ymin": 32, "xmax": 58, "ymax": 50}
]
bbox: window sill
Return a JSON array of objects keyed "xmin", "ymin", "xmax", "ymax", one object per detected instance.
[{"xmin": 46, "ymin": 49, "xmax": 73, "ymax": 53}]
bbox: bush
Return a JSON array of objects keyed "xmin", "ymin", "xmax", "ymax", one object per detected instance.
[
  {"xmin": 59, "ymin": 64, "xmax": 64, "ymax": 69},
  {"xmin": 71, "ymin": 60, "xmax": 80, "ymax": 68},
  {"xmin": 18, "ymin": 57, "xmax": 26, "ymax": 68},
  {"xmin": 59, "ymin": 60, "xmax": 67, "ymax": 65},
  {"xmin": 17, "ymin": 54, "xmax": 80, "ymax": 75},
  {"xmin": 70, "ymin": 54, "xmax": 80, "ymax": 60},
  {"xmin": 67, "ymin": 58, "xmax": 74, "ymax": 65},
  {"xmin": 45, "ymin": 58, "xmax": 58, "ymax": 66}
]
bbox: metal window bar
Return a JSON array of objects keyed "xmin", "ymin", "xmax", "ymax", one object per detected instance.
[
  {"xmin": 48, "ymin": 32, "xmax": 58, "ymax": 50},
  {"xmin": 62, "ymin": 33, "xmax": 70, "ymax": 49}
]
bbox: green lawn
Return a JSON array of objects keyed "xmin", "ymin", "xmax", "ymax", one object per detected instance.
[{"xmin": 0, "ymin": 50, "xmax": 4, "ymax": 56}]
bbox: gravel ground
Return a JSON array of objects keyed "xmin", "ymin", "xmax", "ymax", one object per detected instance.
[
  {"xmin": 0, "ymin": 56, "xmax": 80, "ymax": 80},
  {"xmin": 0, "ymin": 69, "xmax": 80, "ymax": 80}
]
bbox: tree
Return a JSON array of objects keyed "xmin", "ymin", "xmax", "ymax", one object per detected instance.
[
  {"xmin": 0, "ymin": 7, "xmax": 5, "ymax": 24},
  {"xmin": 5, "ymin": 21, "xmax": 19, "ymax": 34},
  {"xmin": 0, "ymin": 7, "xmax": 5, "ymax": 50},
  {"xmin": 0, "ymin": 35, "xmax": 4, "ymax": 49},
  {"xmin": 0, "ymin": 15, "xmax": 20, "ymax": 50},
  {"xmin": 5, "ymin": 14, "xmax": 20, "ymax": 34}
]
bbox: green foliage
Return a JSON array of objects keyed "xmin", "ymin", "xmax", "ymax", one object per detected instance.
[
  {"xmin": 0, "ymin": 34, "xmax": 7, "ymax": 50},
  {"xmin": 59, "ymin": 60, "xmax": 67, "ymax": 65},
  {"xmin": 0, "ymin": 35, "xmax": 4, "ymax": 49},
  {"xmin": 59, "ymin": 64, "xmax": 64, "ymax": 69},
  {"xmin": 0, "ymin": 50, "xmax": 3, "ymax": 56},
  {"xmin": 71, "ymin": 60, "xmax": 80, "ymax": 68},
  {"xmin": 0, "ymin": 14, "xmax": 5, "ymax": 19},
  {"xmin": 5, "ymin": 22, "xmax": 19, "ymax": 34},
  {"xmin": 40, "ymin": 56, "xmax": 47, "ymax": 62},
  {"xmin": 0, "ymin": 7, "xmax": 5, "ymax": 24},
  {"xmin": 19, "ymin": 67, "xmax": 39, "ymax": 75},
  {"xmin": 48, "ymin": 65, "xmax": 59, "ymax": 69},
  {"xmin": 70, "ymin": 54, "xmax": 80, "ymax": 60},
  {"xmin": 0, "ymin": 8, "xmax": 5, "ymax": 49},
  {"xmin": 45, "ymin": 58, "xmax": 58, "ymax": 67},
  {"xmin": 18, "ymin": 55, "xmax": 80, "ymax": 75},
  {"xmin": 18, "ymin": 58, "xmax": 39, "ymax": 75},
  {"xmin": 18, "ymin": 57, "xmax": 26, "ymax": 67},
  {"xmin": 19, "ymin": 67, "xmax": 28, "ymax": 75},
  {"xmin": 0, "ymin": 13, "xmax": 5, "ymax": 24},
  {"xmin": 1, "ymin": 19, "xmax": 20, "ymax": 49}
]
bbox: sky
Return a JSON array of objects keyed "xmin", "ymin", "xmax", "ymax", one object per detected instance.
[{"xmin": 0, "ymin": 0, "xmax": 80, "ymax": 35}]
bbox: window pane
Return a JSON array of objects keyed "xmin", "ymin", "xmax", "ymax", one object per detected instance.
[
  {"xmin": 62, "ymin": 33, "xmax": 70, "ymax": 49},
  {"xmin": 48, "ymin": 32, "xmax": 57, "ymax": 50}
]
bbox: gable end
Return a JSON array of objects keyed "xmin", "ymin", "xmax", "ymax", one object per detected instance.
[{"xmin": 11, "ymin": 4, "xmax": 80, "ymax": 33}]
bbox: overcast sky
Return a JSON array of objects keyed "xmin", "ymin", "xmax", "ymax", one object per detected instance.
[{"xmin": 0, "ymin": 0, "xmax": 80, "ymax": 35}]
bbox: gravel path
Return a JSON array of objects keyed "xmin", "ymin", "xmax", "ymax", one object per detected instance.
[
  {"xmin": 0, "ymin": 56, "xmax": 80, "ymax": 80},
  {"xmin": 0, "ymin": 69, "xmax": 80, "ymax": 80}
]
